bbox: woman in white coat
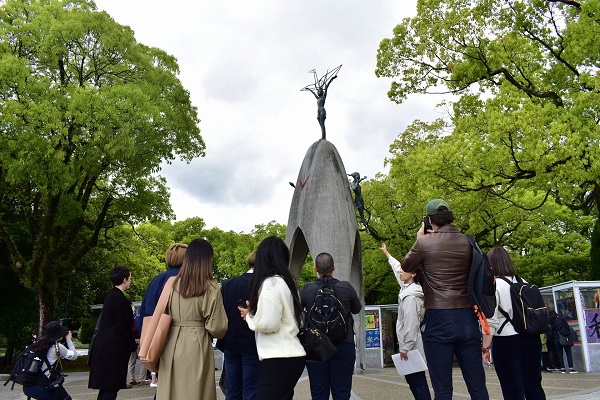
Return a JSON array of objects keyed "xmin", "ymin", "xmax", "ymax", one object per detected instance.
[{"xmin": 381, "ymin": 244, "xmax": 431, "ymax": 400}]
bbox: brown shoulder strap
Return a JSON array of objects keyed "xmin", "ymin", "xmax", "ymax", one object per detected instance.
[{"xmin": 155, "ymin": 276, "xmax": 175, "ymax": 315}]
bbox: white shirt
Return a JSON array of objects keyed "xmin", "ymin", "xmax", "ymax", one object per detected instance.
[
  {"xmin": 43, "ymin": 339, "xmax": 77, "ymax": 377},
  {"xmin": 488, "ymin": 275, "xmax": 521, "ymax": 336}
]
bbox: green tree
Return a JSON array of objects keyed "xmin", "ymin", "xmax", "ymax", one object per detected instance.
[
  {"xmin": 0, "ymin": 0, "xmax": 204, "ymax": 331},
  {"xmin": 374, "ymin": 0, "xmax": 598, "ymax": 280}
]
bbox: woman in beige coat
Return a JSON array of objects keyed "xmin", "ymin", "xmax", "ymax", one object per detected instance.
[{"xmin": 157, "ymin": 238, "xmax": 228, "ymax": 400}]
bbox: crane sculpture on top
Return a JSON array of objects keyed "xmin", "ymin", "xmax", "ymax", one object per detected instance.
[{"xmin": 301, "ymin": 64, "xmax": 342, "ymax": 140}]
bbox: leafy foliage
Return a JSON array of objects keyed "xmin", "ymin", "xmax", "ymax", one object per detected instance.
[
  {"xmin": 373, "ymin": 0, "xmax": 598, "ymax": 282},
  {"xmin": 0, "ymin": 0, "xmax": 204, "ymax": 329}
]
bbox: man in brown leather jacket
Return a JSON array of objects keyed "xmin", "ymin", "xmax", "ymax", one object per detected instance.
[{"xmin": 402, "ymin": 199, "xmax": 489, "ymax": 400}]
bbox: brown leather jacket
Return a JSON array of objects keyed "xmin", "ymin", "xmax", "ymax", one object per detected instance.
[{"xmin": 401, "ymin": 225, "xmax": 472, "ymax": 310}]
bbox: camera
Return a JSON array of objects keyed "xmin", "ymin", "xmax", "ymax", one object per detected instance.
[{"xmin": 58, "ymin": 318, "xmax": 78, "ymax": 339}]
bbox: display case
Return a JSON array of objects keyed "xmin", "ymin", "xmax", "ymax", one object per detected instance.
[{"xmin": 540, "ymin": 281, "xmax": 600, "ymax": 372}]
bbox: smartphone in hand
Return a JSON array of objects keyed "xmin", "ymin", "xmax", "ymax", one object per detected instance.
[
  {"xmin": 423, "ymin": 217, "xmax": 433, "ymax": 234},
  {"xmin": 237, "ymin": 299, "xmax": 248, "ymax": 309}
]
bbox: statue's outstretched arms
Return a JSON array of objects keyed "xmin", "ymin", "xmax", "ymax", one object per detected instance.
[
  {"xmin": 323, "ymin": 75, "xmax": 337, "ymax": 96},
  {"xmin": 326, "ymin": 74, "xmax": 338, "ymax": 88},
  {"xmin": 301, "ymin": 86, "xmax": 319, "ymax": 99}
]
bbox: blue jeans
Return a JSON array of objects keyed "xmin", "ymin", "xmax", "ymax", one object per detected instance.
[
  {"xmin": 23, "ymin": 385, "xmax": 55, "ymax": 400},
  {"xmin": 492, "ymin": 334, "xmax": 546, "ymax": 400},
  {"xmin": 306, "ymin": 342, "xmax": 355, "ymax": 400},
  {"xmin": 224, "ymin": 350, "xmax": 261, "ymax": 400},
  {"xmin": 554, "ymin": 338, "xmax": 574, "ymax": 369},
  {"xmin": 423, "ymin": 308, "xmax": 489, "ymax": 400},
  {"xmin": 405, "ymin": 370, "xmax": 432, "ymax": 400}
]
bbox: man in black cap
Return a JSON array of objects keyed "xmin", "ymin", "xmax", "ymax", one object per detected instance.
[{"xmin": 401, "ymin": 199, "xmax": 489, "ymax": 400}]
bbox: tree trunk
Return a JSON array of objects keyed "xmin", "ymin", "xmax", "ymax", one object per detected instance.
[{"xmin": 37, "ymin": 285, "xmax": 55, "ymax": 336}]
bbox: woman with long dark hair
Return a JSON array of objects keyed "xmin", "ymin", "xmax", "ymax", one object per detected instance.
[
  {"xmin": 239, "ymin": 236, "xmax": 306, "ymax": 400},
  {"xmin": 482, "ymin": 246, "xmax": 546, "ymax": 399},
  {"xmin": 156, "ymin": 238, "xmax": 228, "ymax": 400}
]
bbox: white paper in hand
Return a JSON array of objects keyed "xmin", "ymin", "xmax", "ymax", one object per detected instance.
[{"xmin": 392, "ymin": 350, "xmax": 428, "ymax": 376}]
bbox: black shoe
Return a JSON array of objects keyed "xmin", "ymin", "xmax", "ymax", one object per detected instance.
[{"xmin": 125, "ymin": 384, "xmax": 133, "ymax": 389}]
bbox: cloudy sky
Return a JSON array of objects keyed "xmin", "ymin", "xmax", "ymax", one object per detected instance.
[{"xmin": 95, "ymin": 0, "xmax": 434, "ymax": 233}]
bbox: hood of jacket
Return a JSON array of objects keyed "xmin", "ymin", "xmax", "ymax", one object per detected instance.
[{"xmin": 398, "ymin": 282, "xmax": 424, "ymax": 302}]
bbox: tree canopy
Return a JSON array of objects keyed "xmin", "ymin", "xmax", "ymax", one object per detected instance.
[
  {"xmin": 373, "ymin": 0, "xmax": 599, "ymax": 280},
  {"xmin": 0, "ymin": 0, "xmax": 204, "ymax": 330}
]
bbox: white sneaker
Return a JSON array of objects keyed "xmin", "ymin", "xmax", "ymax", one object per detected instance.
[{"xmin": 150, "ymin": 372, "xmax": 158, "ymax": 387}]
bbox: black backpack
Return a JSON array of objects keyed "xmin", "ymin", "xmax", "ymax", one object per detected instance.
[
  {"xmin": 466, "ymin": 235, "xmax": 496, "ymax": 334},
  {"xmin": 4, "ymin": 344, "xmax": 52, "ymax": 389},
  {"xmin": 305, "ymin": 278, "xmax": 348, "ymax": 343},
  {"xmin": 497, "ymin": 275, "xmax": 549, "ymax": 335}
]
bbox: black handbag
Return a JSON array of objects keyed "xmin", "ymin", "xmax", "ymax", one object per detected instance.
[
  {"xmin": 47, "ymin": 369, "xmax": 65, "ymax": 390},
  {"xmin": 298, "ymin": 328, "xmax": 337, "ymax": 362},
  {"xmin": 559, "ymin": 330, "xmax": 577, "ymax": 347}
]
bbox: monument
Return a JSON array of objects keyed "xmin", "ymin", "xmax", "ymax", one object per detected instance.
[{"xmin": 287, "ymin": 66, "xmax": 366, "ymax": 368}]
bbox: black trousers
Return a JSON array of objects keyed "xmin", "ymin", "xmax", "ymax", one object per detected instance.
[
  {"xmin": 492, "ymin": 334, "xmax": 546, "ymax": 400},
  {"xmin": 256, "ymin": 356, "xmax": 306, "ymax": 400},
  {"xmin": 96, "ymin": 389, "xmax": 119, "ymax": 400}
]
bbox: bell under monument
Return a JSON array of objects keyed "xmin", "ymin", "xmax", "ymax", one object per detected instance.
[{"xmin": 286, "ymin": 66, "xmax": 366, "ymax": 368}]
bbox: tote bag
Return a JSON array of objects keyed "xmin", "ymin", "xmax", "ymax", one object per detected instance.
[{"xmin": 139, "ymin": 277, "xmax": 175, "ymax": 372}]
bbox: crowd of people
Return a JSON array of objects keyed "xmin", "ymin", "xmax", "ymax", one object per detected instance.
[
  {"xmin": 79, "ymin": 235, "xmax": 363, "ymax": 400},
  {"xmin": 24, "ymin": 198, "xmax": 580, "ymax": 400}
]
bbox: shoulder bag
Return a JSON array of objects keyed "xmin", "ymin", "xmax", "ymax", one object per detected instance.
[
  {"xmin": 559, "ymin": 332, "xmax": 574, "ymax": 347},
  {"xmin": 298, "ymin": 327, "xmax": 337, "ymax": 362},
  {"xmin": 139, "ymin": 277, "xmax": 175, "ymax": 372}
]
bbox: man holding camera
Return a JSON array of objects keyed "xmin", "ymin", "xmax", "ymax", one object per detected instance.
[{"xmin": 401, "ymin": 199, "xmax": 489, "ymax": 400}]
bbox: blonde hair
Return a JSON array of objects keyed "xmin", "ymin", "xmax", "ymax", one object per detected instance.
[
  {"xmin": 165, "ymin": 243, "xmax": 187, "ymax": 268},
  {"xmin": 246, "ymin": 251, "xmax": 256, "ymax": 267}
]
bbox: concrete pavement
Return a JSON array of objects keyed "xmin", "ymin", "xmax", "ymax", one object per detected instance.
[{"xmin": 2, "ymin": 366, "xmax": 600, "ymax": 400}]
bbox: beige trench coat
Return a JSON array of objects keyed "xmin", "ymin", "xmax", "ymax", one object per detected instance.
[{"xmin": 157, "ymin": 280, "xmax": 228, "ymax": 400}]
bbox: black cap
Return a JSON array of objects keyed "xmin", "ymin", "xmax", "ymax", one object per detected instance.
[{"xmin": 42, "ymin": 321, "xmax": 68, "ymax": 341}]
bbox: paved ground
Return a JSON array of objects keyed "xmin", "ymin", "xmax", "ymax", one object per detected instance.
[{"xmin": 2, "ymin": 367, "xmax": 600, "ymax": 400}]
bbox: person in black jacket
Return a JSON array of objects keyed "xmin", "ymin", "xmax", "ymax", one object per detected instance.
[
  {"xmin": 300, "ymin": 252, "xmax": 361, "ymax": 400},
  {"xmin": 549, "ymin": 310, "xmax": 578, "ymax": 374},
  {"xmin": 217, "ymin": 251, "xmax": 261, "ymax": 400},
  {"xmin": 88, "ymin": 266, "xmax": 137, "ymax": 400}
]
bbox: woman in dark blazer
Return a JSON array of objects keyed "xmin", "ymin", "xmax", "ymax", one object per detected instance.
[
  {"xmin": 216, "ymin": 251, "xmax": 261, "ymax": 399},
  {"xmin": 88, "ymin": 266, "xmax": 137, "ymax": 400}
]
